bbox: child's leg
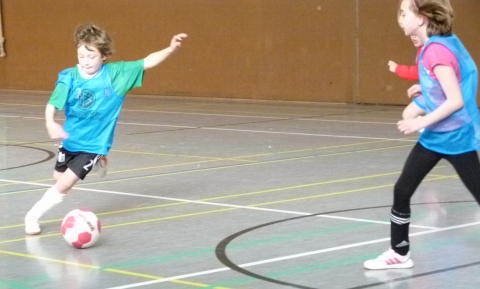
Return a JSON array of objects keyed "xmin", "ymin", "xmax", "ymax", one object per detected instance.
[
  {"xmin": 402, "ymin": 102, "xmax": 425, "ymax": 120},
  {"xmin": 364, "ymin": 143, "xmax": 440, "ymax": 270},
  {"xmin": 25, "ymin": 169, "xmax": 80, "ymax": 235},
  {"xmin": 445, "ymin": 151, "xmax": 480, "ymax": 203},
  {"xmin": 390, "ymin": 143, "xmax": 440, "ymax": 255}
]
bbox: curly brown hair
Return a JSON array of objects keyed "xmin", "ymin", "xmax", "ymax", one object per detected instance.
[{"xmin": 74, "ymin": 23, "xmax": 114, "ymax": 58}]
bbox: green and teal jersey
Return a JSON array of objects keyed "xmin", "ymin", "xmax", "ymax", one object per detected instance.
[
  {"xmin": 49, "ymin": 60, "xmax": 144, "ymax": 110},
  {"xmin": 51, "ymin": 60, "xmax": 144, "ymax": 155}
]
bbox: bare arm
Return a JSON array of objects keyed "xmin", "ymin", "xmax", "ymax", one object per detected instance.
[
  {"xmin": 143, "ymin": 33, "xmax": 188, "ymax": 70},
  {"xmin": 45, "ymin": 104, "xmax": 68, "ymax": 139},
  {"xmin": 397, "ymin": 65, "xmax": 463, "ymax": 134}
]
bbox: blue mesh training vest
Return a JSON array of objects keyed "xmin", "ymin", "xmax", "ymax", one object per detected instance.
[
  {"xmin": 57, "ymin": 65, "xmax": 124, "ymax": 155},
  {"xmin": 417, "ymin": 34, "xmax": 480, "ymax": 154}
]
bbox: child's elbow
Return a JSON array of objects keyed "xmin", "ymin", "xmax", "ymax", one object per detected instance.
[{"xmin": 453, "ymin": 98, "xmax": 464, "ymax": 111}]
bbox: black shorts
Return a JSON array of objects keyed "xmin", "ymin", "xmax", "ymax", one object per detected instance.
[{"xmin": 54, "ymin": 145, "xmax": 102, "ymax": 180}]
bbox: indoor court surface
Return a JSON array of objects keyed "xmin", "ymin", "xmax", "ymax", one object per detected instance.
[{"xmin": 2, "ymin": 90, "xmax": 480, "ymax": 289}]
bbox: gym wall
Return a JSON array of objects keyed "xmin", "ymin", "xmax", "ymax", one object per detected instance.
[{"xmin": 0, "ymin": 0, "xmax": 478, "ymax": 104}]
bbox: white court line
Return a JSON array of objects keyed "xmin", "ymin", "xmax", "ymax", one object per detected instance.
[
  {"xmin": 116, "ymin": 122, "xmax": 196, "ymax": 129},
  {"xmin": 297, "ymin": 118, "xmax": 396, "ymax": 125},
  {"xmin": 105, "ymin": 220, "xmax": 480, "ymax": 289},
  {"xmin": 201, "ymin": 127, "xmax": 416, "ymax": 142},
  {"xmin": 0, "ymin": 178, "xmax": 435, "ymax": 230},
  {"xmin": 0, "ymin": 113, "xmax": 415, "ymax": 142},
  {"xmin": 123, "ymin": 108, "xmax": 288, "ymax": 119}
]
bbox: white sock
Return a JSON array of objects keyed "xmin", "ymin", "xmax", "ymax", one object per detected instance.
[{"xmin": 26, "ymin": 186, "xmax": 65, "ymax": 220}]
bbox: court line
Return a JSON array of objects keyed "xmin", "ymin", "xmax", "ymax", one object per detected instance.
[
  {"xmin": 104, "ymin": 220, "xmax": 480, "ymax": 289},
  {"xmin": 296, "ymin": 118, "xmax": 396, "ymax": 125},
  {"xmin": 0, "ymin": 109, "xmax": 394, "ymax": 123},
  {"xmin": 0, "ymin": 169, "xmax": 424, "ymax": 229},
  {"xmin": 0, "ymin": 249, "xmax": 229, "ymax": 289},
  {"xmin": 0, "ymin": 176, "xmax": 449, "ymax": 235},
  {"xmin": 0, "ymin": 107, "xmax": 412, "ymax": 141},
  {"xmin": 0, "ymin": 139, "xmax": 257, "ymax": 163},
  {"xmin": 200, "ymin": 127, "xmax": 417, "ymax": 142},
  {"xmin": 0, "ymin": 115, "xmax": 412, "ymax": 141},
  {"xmin": 0, "ymin": 143, "xmax": 415, "ymax": 197}
]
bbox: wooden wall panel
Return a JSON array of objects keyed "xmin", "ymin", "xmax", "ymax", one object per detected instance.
[
  {"xmin": 358, "ymin": 0, "xmax": 480, "ymax": 104},
  {"xmin": 0, "ymin": 0, "xmax": 478, "ymax": 104}
]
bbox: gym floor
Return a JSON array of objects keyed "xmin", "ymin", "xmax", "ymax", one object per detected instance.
[{"xmin": 1, "ymin": 91, "xmax": 479, "ymax": 289}]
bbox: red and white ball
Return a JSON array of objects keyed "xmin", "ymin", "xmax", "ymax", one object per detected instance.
[{"xmin": 61, "ymin": 209, "xmax": 101, "ymax": 249}]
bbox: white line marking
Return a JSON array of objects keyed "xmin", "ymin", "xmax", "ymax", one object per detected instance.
[
  {"xmin": 123, "ymin": 108, "xmax": 288, "ymax": 119},
  {"xmin": 116, "ymin": 122, "xmax": 196, "ymax": 129},
  {"xmin": 297, "ymin": 118, "xmax": 396, "ymax": 125},
  {"xmin": 104, "ymin": 221, "xmax": 480, "ymax": 289},
  {"xmin": 200, "ymin": 127, "xmax": 416, "ymax": 142},
  {"xmin": 0, "ymin": 178, "xmax": 433, "ymax": 230}
]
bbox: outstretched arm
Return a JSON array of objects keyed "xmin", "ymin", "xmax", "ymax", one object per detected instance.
[{"xmin": 143, "ymin": 33, "xmax": 188, "ymax": 70}]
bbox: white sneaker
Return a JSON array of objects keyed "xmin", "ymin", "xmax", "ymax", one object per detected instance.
[
  {"xmin": 364, "ymin": 249, "xmax": 414, "ymax": 270},
  {"xmin": 25, "ymin": 215, "xmax": 41, "ymax": 235}
]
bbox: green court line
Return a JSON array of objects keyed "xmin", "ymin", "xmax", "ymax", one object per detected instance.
[
  {"xmin": 0, "ymin": 282, "xmax": 32, "ymax": 289},
  {"xmin": 104, "ymin": 223, "xmax": 372, "ymax": 269},
  {"xmin": 0, "ymin": 249, "xmax": 230, "ymax": 289},
  {"xmin": 0, "ymin": 277, "xmax": 52, "ymax": 289},
  {"xmin": 103, "ymin": 200, "xmax": 478, "ymax": 271},
  {"xmin": 204, "ymin": 232, "xmax": 480, "ymax": 288}
]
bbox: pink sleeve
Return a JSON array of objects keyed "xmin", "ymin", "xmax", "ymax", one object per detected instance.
[{"xmin": 422, "ymin": 43, "xmax": 460, "ymax": 81}]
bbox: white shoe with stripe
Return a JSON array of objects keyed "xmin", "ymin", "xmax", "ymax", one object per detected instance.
[{"xmin": 364, "ymin": 249, "xmax": 414, "ymax": 270}]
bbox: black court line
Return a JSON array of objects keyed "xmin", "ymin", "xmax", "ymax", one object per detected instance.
[
  {"xmin": 215, "ymin": 201, "xmax": 476, "ymax": 289},
  {"xmin": 0, "ymin": 145, "xmax": 55, "ymax": 172}
]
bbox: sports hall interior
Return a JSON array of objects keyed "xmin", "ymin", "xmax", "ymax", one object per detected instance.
[{"xmin": 1, "ymin": 1, "xmax": 480, "ymax": 289}]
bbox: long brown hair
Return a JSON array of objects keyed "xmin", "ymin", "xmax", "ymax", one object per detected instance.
[{"xmin": 401, "ymin": 0, "xmax": 454, "ymax": 36}]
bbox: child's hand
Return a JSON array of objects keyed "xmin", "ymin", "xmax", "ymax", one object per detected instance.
[
  {"xmin": 388, "ymin": 61, "xmax": 397, "ymax": 73},
  {"xmin": 170, "ymin": 33, "xmax": 188, "ymax": 51},
  {"xmin": 46, "ymin": 122, "xmax": 69, "ymax": 139},
  {"xmin": 397, "ymin": 117, "xmax": 425, "ymax": 134},
  {"xmin": 407, "ymin": 84, "xmax": 422, "ymax": 98}
]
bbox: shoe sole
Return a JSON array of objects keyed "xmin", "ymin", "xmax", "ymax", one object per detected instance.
[{"xmin": 364, "ymin": 260, "xmax": 414, "ymax": 270}]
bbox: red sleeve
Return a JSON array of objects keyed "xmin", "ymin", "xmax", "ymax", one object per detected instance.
[{"xmin": 395, "ymin": 65, "xmax": 419, "ymax": 81}]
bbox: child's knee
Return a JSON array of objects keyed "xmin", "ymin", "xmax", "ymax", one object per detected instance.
[{"xmin": 53, "ymin": 170, "xmax": 63, "ymax": 181}]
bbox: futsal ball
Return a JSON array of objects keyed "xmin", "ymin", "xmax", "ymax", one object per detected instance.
[{"xmin": 61, "ymin": 209, "xmax": 101, "ymax": 249}]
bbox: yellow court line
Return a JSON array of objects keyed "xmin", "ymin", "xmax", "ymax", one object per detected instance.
[
  {"xmin": 0, "ymin": 140, "xmax": 253, "ymax": 162},
  {"xmin": 0, "ymin": 165, "xmax": 451, "ymax": 230},
  {"xmin": 250, "ymin": 175, "xmax": 456, "ymax": 207},
  {"xmin": 111, "ymin": 149, "xmax": 257, "ymax": 162},
  {"xmin": 0, "ymin": 173, "xmax": 458, "ymax": 240},
  {"xmin": 228, "ymin": 139, "xmax": 395, "ymax": 158},
  {"xmin": 0, "ymin": 159, "xmax": 235, "ymax": 189},
  {"xmin": 80, "ymin": 144, "xmax": 415, "ymax": 188},
  {"xmin": 0, "ymin": 208, "xmax": 236, "ymax": 242},
  {"xmin": 0, "ymin": 249, "xmax": 229, "ymax": 289},
  {"xmin": 0, "ymin": 144, "xmax": 410, "ymax": 197},
  {"xmin": 0, "ymin": 249, "xmax": 101, "ymax": 268},
  {"xmin": 103, "ymin": 269, "xmax": 230, "ymax": 288}
]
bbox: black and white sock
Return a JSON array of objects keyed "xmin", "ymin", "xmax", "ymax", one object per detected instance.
[{"xmin": 390, "ymin": 208, "xmax": 411, "ymax": 256}]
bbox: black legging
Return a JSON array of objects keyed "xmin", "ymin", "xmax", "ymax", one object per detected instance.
[
  {"xmin": 390, "ymin": 142, "xmax": 480, "ymax": 254},
  {"xmin": 393, "ymin": 142, "xmax": 480, "ymax": 213}
]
